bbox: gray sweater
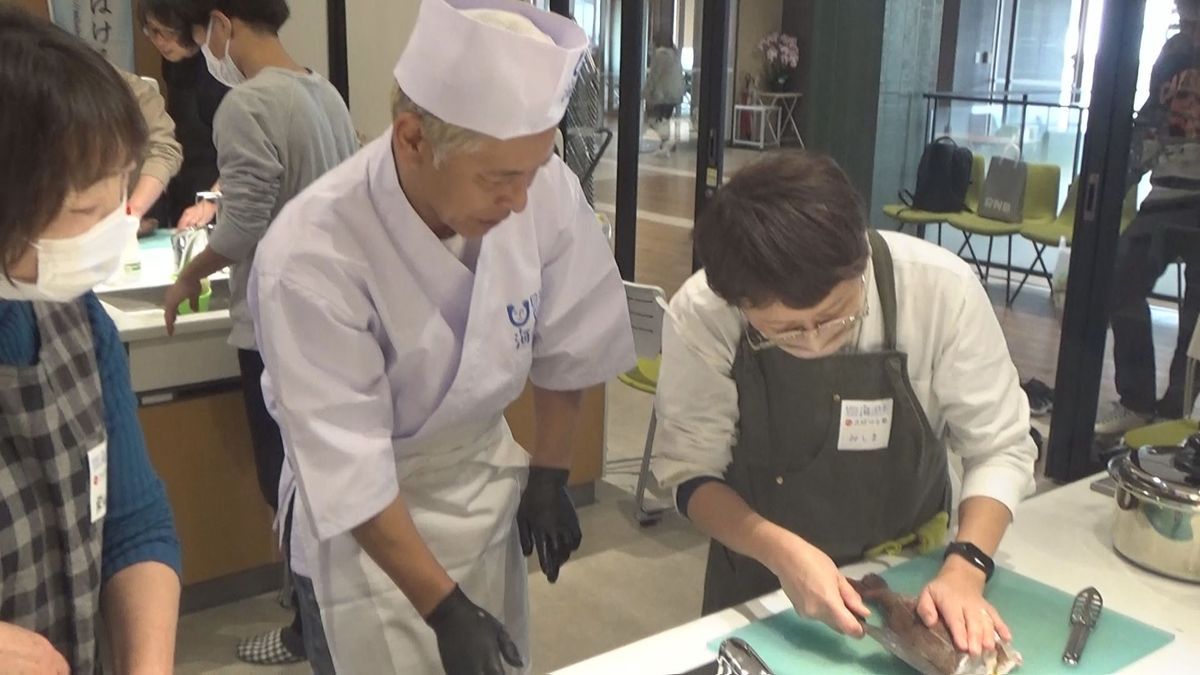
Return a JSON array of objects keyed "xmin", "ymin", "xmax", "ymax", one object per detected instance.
[{"xmin": 208, "ymin": 67, "xmax": 358, "ymax": 349}]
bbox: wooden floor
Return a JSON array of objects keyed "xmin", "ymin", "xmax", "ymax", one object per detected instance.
[{"xmin": 607, "ymin": 162, "xmax": 1183, "ymax": 407}]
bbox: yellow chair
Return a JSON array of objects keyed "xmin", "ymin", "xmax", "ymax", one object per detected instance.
[
  {"xmin": 1125, "ymin": 313, "xmax": 1200, "ymax": 447},
  {"xmin": 1011, "ymin": 181, "xmax": 1140, "ymax": 302},
  {"xmin": 882, "ymin": 155, "xmax": 986, "ymax": 245},
  {"xmin": 621, "ymin": 282, "xmax": 670, "ymax": 526},
  {"xmin": 948, "ymin": 162, "xmax": 1061, "ymax": 305}
]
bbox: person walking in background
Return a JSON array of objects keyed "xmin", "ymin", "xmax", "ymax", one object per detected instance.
[{"xmin": 643, "ymin": 32, "xmax": 685, "ymax": 155}]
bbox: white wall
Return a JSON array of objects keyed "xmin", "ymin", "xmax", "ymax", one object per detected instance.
[
  {"xmin": 734, "ymin": 0, "xmax": 782, "ymax": 97},
  {"xmin": 281, "ymin": 1, "xmax": 330, "ymax": 78},
  {"xmin": 346, "ymin": 0, "xmax": 420, "ymax": 136}
]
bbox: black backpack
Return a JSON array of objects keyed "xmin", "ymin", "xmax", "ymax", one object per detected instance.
[{"xmin": 900, "ymin": 136, "xmax": 973, "ymax": 213}]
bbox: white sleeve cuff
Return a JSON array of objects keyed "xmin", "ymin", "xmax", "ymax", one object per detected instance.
[{"xmin": 959, "ymin": 463, "xmax": 1037, "ymax": 520}]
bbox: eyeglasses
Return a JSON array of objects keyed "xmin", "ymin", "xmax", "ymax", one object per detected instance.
[
  {"xmin": 141, "ymin": 23, "xmax": 181, "ymax": 41},
  {"xmin": 745, "ymin": 276, "xmax": 869, "ymax": 352}
]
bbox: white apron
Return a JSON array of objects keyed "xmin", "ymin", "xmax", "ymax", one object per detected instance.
[{"xmin": 313, "ymin": 416, "xmax": 530, "ymax": 674}]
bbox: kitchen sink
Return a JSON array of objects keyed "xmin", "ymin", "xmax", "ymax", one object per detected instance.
[{"xmin": 97, "ymin": 277, "xmax": 232, "ymax": 314}]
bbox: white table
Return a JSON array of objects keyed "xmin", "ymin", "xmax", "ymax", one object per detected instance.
[
  {"xmin": 732, "ymin": 104, "xmax": 782, "ymax": 150},
  {"xmin": 753, "ymin": 91, "xmax": 805, "ymax": 147},
  {"xmin": 555, "ymin": 477, "xmax": 1199, "ymax": 674}
]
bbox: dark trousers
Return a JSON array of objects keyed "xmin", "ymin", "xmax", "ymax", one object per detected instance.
[
  {"xmin": 237, "ymin": 349, "xmax": 285, "ymax": 511},
  {"xmin": 294, "ymin": 573, "xmax": 335, "ymax": 674},
  {"xmin": 237, "ymin": 348, "xmax": 306, "ymax": 652},
  {"xmin": 649, "ymin": 103, "xmax": 676, "ymax": 122},
  {"xmin": 1110, "ymin": 207, "xmax": 1200, "ymax": 418}
]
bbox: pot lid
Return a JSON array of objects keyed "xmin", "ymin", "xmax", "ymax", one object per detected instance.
[{"xmin": 1108, "ymin": 439, "xmax": 1200, "ymax": 509}]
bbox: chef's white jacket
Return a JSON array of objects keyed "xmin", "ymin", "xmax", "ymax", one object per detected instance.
[{"xmin": 249, "ymin": 133, "xmax": 635, "ymax": 575}]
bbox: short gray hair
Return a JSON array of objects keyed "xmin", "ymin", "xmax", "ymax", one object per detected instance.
[{"xmin": 392, "ymin": 87, "xmax": 487, "ymax": 166}]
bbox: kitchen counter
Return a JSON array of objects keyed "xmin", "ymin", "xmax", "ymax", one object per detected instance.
[
  {"xmin": 96, "ymin": 232, "xmax": 238, "ymax": 395},
  {"xmin": 555, "ymin": 476, "xmax": 1200, "ymax": 674}
]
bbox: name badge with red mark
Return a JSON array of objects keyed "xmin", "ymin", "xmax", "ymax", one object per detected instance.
[
  {"xmin": 837, "ymin": 398, "xmax": 894, "ymax": 451},
  {"xmin": 87, "ymin": 442, "xmax": 108, "ymax": 523}
]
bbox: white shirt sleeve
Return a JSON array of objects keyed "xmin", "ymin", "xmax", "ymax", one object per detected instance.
[
  {"xmin": 252, "ymin": 272, "xmax": 399, "ymax": 541},
  {"xmin": 528, "ymin": 164, "xmax": 635, "ymax": 390},
  {"xmin": 652, "ymin": 274, "xmax": 743, "ymax": 492},
  {"xmin": 932, "ymin": 276, "xmax": 1038, "ymax": 517}
]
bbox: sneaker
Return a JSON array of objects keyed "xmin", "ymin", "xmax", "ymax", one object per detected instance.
[
  {"xmin": 236, "ymin": 627, "xmax": 306, "ymax": 666},
  {"xmin": 1093, "ymin": 401, "xmax": 1154, "ymax": 437}
]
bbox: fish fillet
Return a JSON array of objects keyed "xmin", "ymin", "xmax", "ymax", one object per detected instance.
[{"xmin": 852, "ymin": 574, "xmax": 1022, "ymax": 675}]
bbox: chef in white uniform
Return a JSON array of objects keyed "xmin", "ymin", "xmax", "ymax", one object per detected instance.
[{"xmin": 247, "ymin": 1, "xmax": 634, "ymax": 673}]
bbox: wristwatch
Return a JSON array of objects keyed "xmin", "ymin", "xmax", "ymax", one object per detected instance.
[{"xmin": 944, "ymin": 541, "xmax": 995, "ymax": 581}]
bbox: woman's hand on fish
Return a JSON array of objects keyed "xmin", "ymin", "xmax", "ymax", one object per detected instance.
[
  {"xmin": 917, "ymin": 558, "xmax": 1011, "ymax": 657},
  {"xmin": 766, "ymin": 535, "xmax": 871, "ymax": 637}
]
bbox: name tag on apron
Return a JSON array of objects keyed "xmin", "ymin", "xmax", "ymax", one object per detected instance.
[
  {"xmin": 88, "ymin": 442, "xmax": 108, "ymax": 523},
  {"xmin": 837, "ymin": 399, "xmax": 894, "ymax": 451}
]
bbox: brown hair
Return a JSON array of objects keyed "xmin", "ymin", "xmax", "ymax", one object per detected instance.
[
  {"xmin": 695, "ymin": 152, "xmax": 870, "ymax": 309},
  {"xmin": 0, "ymin": 6, "xmax": 147, "ymax": 277}
]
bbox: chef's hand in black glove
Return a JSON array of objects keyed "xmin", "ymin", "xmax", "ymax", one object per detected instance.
[
  {"xmin": 516, "ymin": 466, "xmax": 582, "ymax": 582},
  {"xmin": 425, "ymin": 585, "xmax": 523, "ymax": 675}
]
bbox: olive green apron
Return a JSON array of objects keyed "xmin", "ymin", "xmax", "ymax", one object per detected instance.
[{"xmin": 702, "ymin": 230, "xmax": 951, "ymax": 614}]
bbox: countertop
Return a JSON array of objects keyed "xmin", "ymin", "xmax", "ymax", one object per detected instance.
[
  {"xmin": 95, "ymin": 231, "xmax": 231, "ymax": 342},
  {"xmin": 555, "ymin": 476, "xmax": 1200, "ymax": 674}
]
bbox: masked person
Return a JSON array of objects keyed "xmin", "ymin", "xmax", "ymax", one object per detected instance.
[
  {"xmin": 248, "ymin": 1, "xmax": 635, "ymax": 672},
  {"xmin": 161, "ymin": 0, "xmax": 359, "ymax": 666},
  {"xmin": 0, "ymin": 8, "xmax": 181, "ymax": 673},
  {"xmin": 136, "ymin": 0, "xmax": 230, "ymax": 231},
  {"xmin": 652, "ymin": 153, "xmax": 1037, "ymax": 658}
]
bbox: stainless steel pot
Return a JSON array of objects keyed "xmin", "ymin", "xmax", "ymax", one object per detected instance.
[{"xmin": 1108, "ymin": 439, "xmax": 1200, "ymax": 583}]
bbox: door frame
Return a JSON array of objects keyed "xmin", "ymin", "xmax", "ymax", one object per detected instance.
[{"xmin": 1046, "ymin": 0, "xmax": 1147, "ymax": 482}]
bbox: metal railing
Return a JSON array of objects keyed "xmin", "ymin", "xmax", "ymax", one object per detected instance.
[{"xmin": 923, "ymin": 90, "xmax": 1088, "ymax": 179}]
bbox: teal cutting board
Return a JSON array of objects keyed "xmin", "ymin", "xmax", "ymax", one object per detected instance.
[{"xmin": 708, "ymin": 555, "xmax": 1174, "ymax": 674}]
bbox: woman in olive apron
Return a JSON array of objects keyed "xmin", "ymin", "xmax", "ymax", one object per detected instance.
[
  {"xmin": 0, "ymin": 12, "xmax": 181, "ymax": 672},
  {"xmin": 654, "ymin": 153, "xmax": 1038, "ymax": 658}
]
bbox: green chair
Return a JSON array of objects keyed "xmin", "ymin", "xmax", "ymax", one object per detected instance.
[
  {"xmin": 1125, "ymin": 313, "xmax": 1200, "ymax": 447},
  {"xmin": 882, "ymin": 154, "xmax": 986, "ymax": 245},
  {"xmin": 947, "ymin": 162, "xmax": 1061, "ymax": 305},
  {"xmin": 1011, "ymin": 181, "xmax": 1141, "ymax": 303}
]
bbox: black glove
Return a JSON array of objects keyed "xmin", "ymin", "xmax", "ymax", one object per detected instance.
[
  {"xmin": 516, "ymin": 466, "xmax": 582, "ymax": 583},
  {"xmin": 425, "ymin": 585, "xmax": 523, "ymax": 675}
]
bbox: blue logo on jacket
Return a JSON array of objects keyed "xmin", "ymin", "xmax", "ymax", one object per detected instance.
[{"xmin": 508, "ymin": 292, "xmax": 540, "ymax": 349}]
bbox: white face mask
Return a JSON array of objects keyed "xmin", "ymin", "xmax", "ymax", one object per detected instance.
[
  {"xmin": 201, "ymin": 17, "xmax": 246, "ymax": 87},
  {"xmin": 0, "ymin": 202, "xmax": 137, "ymax": 303}
]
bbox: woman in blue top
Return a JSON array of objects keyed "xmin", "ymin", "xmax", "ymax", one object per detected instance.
[{"xmin": 0, "ymin": 7, "xmax": 182, "ymax": 673}]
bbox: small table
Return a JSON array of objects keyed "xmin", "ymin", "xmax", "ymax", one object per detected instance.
[
  {"xmin": 753, "ymin": 91, "xmax": 805, "ymax": 147},
  {"xmin": 732, "ymin": 104, "xmax": 782, "ymax": 150}
]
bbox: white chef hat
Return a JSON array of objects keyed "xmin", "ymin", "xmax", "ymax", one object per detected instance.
[{"xmin": 395, "ymin": 0, "xmax": 588, "ymax": 140}]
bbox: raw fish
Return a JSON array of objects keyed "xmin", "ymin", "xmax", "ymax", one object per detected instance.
[{"xmin": 852, "ymin": 574, "xmax": 1022, "ymax": 675}]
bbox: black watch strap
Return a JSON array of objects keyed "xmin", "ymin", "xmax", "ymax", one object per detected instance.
[{"xmin": 944, "ymin": 541, "xmax": 995, "ymax": 581}]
